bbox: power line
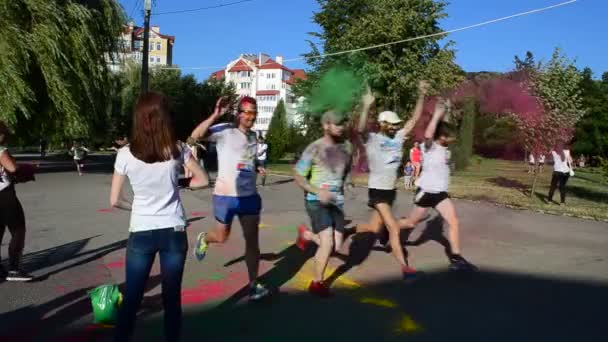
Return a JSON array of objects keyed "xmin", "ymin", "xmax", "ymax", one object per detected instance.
[
  {"xmin": 161, "ymin": 0, "xmax": 578, "ymax": 71},
  {"xmin": 152, "ymin": 0, "xmax": 254, "ymax": 16},
  {"xmin": 128, "ymin": 0, "xmax": 142, "ymax": 20}
]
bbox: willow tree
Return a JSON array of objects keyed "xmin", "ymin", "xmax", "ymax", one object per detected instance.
[{"xmin": 0, "ymin": 0, "xmax": 125, "ymax": 143}]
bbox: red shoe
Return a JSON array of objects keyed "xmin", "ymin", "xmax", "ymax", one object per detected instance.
[
  {"xmin": 296, "ymin": 224, "xmax": 310, "ymax": 251},
  {"xmin": 308, "ymin": 280, "xmax": 331, "ymax": 297}
]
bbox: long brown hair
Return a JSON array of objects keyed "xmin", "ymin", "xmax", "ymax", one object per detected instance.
[{"xmin": 130, "ymin": 92, "xmax": 179, "ymax": 163}]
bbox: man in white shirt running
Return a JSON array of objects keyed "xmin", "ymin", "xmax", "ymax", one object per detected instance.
[
  {"xmin": 351, "ymin": 81, "xmax": 428, "ymax": 281},
  {"xmin": 190, "ymin": 96, "xmax": 270, "ymax": 301}
]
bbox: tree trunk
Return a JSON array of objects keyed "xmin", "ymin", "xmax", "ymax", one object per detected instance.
[{"xmin": 530, "ymin": 164, "xmax": 539, "ymax": 197}]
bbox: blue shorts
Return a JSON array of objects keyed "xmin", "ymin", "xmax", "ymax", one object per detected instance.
[
  {"xmin": 213, "ymin": 194, "xmax": 262, "ymax": 225},
  {"xmin": 305, "ymin": 200, "xmax": 345, "ymax": 234}
]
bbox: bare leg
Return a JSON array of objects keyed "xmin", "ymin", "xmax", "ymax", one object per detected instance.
[
  {"xmin": 205, "ymin": 222, "xmax": 231, "ymax": 244},
  {"xmin": 314, "ymin": 229, "xmax": 334, "ymax": 282},
  {"xmin": 333, "ymin": 231, "xmax": 344, "ymax": 252},
  {"xmin": 374, "ymin": 203, "xmax": 409, "ymax": 268},
  {"xmin": 238, "ymin": 215, "xmax": 260, "ymax": 284},
  {"xmin": 434, "ymin": 199, "xmax": 460, "ymax": 255},
  {"xmin": 354, "ymin": 211, "xmax": 383, "ymax": 234}
]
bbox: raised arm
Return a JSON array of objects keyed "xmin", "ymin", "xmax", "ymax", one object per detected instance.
[
  {"xmin": 424, "ymin": 98, "xmax": 448, "ymax": 149},
  {"xmin": 402, "ymin": 80, "xmax": 429, "ymax": 135},
  {"xmin": 357, "ymin": 86, "xmax": 375, "ymax": 135},
  {"xmin": 190, "ymin": 97, "xmax": 229, "ymax": 141}
]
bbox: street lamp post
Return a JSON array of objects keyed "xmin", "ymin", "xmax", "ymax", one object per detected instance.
[{"xmin": 141, "ymin": 0, "xmax": 152, "ymax": 92}]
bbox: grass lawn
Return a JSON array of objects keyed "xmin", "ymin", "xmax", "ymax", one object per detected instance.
[{"xmin": 267, "ymin": 158, "xmax": 608, "ymax": 221}]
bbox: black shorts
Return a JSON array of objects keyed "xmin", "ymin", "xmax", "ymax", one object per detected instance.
[
  {"xmin": 414, "ymin": 188, "xmax": 449, "ymax": 208},
  {"xmin": 367, "ymin": 188, "xmax": 396, "ymax": 208},
  {"xmin": 0, "ymin": 185, "xmax": 26, "ymax": 228},
  {"xmin": 305, "ymin": 201, "xmax": 345, "ymax": 234}
]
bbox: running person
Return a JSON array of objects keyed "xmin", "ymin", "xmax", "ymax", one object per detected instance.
[
  {"xmin": 294, "ymin": 111, "xmax": 352, "ymax": 297},
  {"xmin": 352, "ymin": 81, "xmax": 428, "ymax": 280},
  {"xmin": 402, "ymin": 98, "xmax": 478, "ymax": 272},
  {"xmin": 71, "ymin": 141, "xmax": 89, "ymax": 176},
  {"xmin": 191, "ymin": 96, "xmax": 270, "ymax": 301}
]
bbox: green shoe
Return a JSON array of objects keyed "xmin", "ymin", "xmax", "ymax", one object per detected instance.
[{"xmin": 194, "ymin": 232, "xmax": 208, "ymax": 261}]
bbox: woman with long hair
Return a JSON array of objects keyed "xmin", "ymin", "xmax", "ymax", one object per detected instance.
[
  {"xmin": 548, "ymin": 142, "xmax": 573, "ymax": 206},
  {"xmin": 111, "ymin": 92, "xmax": 208, "ymax": 341},
  {"xmin": 0, "ymin": 122, "xmax": 35, "ymax": 282}
]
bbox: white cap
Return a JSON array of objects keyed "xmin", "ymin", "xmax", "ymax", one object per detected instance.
[{"xmin": 378, "ymin": 111, "xmax": 402, "ymax": 124}]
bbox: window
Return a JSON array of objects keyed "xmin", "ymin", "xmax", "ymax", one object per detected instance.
[
  {"xmin": 259, "ymin": 72, "xmax": 264, "ymax": 77},
  {"xmin": 240, "ymin": 82, "xmax": 251, "ymax": 89},
  {"xmin": 267, "ymin": 74, "xmax": 271, "ymax": 79},
  {"xmin": 271, "ymin": 73, "xmax": 276, "ymax": 79},
  {"xmin": 156, "ymin": 57, "xmax": 161, "ymax": 63},
  {"xmin": 270, "ymin": 84, "xmax": 276, "ymax": 90},
  {"xmin": 150, "ymin": 56, "xmax": 154, "ymax": 62},
  {"xmin": 149, "ymin": 42, "xmax": 153, "ymax": 51},
  {"xmin": 156, "ymin": 42, "xmax": 161, "ymax": 50}
]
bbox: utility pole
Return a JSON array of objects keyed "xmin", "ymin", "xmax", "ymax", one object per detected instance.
[{"xmin": 141, "ymin": 0, "xmax": 152, "ymax": 92}]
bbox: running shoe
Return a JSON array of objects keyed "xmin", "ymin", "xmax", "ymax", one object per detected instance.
[
  {"xmin": 296, "ymin": 224, "xmax": 310, "ymax": 251},
  {"xmin": 402, "ymin": 266, "xmax": 422, "ymax": 283},
  {"xmin": 308, "ymin": 280, "xmax": 331, "ymax": 297},
  {"xmin": 449, "ymin": 255, "xmax": 479, "ymax": 273},
  {"xmin": 6, "ymin": 269, "xmax": 34, "ymax": 282},
  {"xmin": 194, "ymin": 232, "xmax": 208, "ymax": 261},
  {"xmin": 249, "ymin": 282, "xmax": 271, "ymax": 301}
]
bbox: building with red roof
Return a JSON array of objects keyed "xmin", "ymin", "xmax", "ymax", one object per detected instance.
[{"xmin": 209, "ymin": 53, "xmax": 307, "ymax": 134}]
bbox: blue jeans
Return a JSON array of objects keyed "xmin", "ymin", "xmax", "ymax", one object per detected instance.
[{"xmin": 114, "ymin": 228, "xmax": 188, "ymax": 342}]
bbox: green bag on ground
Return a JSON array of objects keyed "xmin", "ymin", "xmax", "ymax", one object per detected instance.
[{"xmin": 89, "ymin": 284, "xmax": 123, "ymax": 325}]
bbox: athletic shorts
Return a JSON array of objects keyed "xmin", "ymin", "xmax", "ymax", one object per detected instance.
[
  {"xmin": 414, "ymin": 188, "xmax": 449, "ymax": 208},
  {"xmin": 305, "ymin": 200, "xmax": 345, "ymax": 234},
  {"xmin": 213, "ymin": 194, "xmax": 262, "ymax": 225},
  {"xmin": 0, "ymin": 185, "xmax": 26, "ymax": 227},
  {"xmin": 257, "ymin": 160, "xmax": 267, "ymax": 168},
  {"xmin": 367, "ymin": 188, "xmax": 396, "ymax": 208}
]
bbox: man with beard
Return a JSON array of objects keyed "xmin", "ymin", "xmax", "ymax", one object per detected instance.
[
  {"xmin": 294, "ymin": 110, "xmax": 352, "ymax": 297},
  {"xmin": 190, "ymin": 96, "xmax": 271, "ymax": 301},
  {"xmin": 351, "ymin": 81, "xmax": 428, "ymax": 282}
]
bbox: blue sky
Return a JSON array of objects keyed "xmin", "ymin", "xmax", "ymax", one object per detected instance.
[{"xmin": 119, "ymin": 0, "xmax": 607, "ymax": 80}]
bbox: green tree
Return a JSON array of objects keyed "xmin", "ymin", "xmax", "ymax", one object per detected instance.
[
  {"xmin": 113, "ymin": 64, "xmax": 236, "ymax": 142},
  {"xmin": 572, "ymin": 67, "xmax": 608, "ymax": 159},
  {"xmin": 510, "ymin": 48, "xmax": 584, "ymax": 196},
  {"xmin": 0, "ymin": 0, "xmax": 124, "ymax": 143},
  {"xmin": 266, "ymin": 100, "xmax": 289, "ymax": 161},
  {"xmin": 452, "ymin": 98, "xmax": 476, "ymax": 170},
  {"xmin": 299, "ymin": 0, "xmax": 462, "ymax": 113}
]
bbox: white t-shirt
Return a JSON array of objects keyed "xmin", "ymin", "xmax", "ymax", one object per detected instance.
[
  {"xmin": 257, "ymin": 143, "xmax": 268, "ymax": 161},
  {"xmin": 551, "ymin": 150, "xmax": 571, "ymax": 173},
  {"xmin": 417, "ymin": 141, "xmax": 450, "ymax": 193},
  {"xmin": 528, "ymin": 154, "xmax": 535, "ymax": 164},
  {"xmin": 366, "ymin": 129, "xmax": 407, "ymax": 190},
  {"xmin": 208, "ymin": 123, "xmax": 258, "ymax": 197},
  {"xmin": 0, "ymin": 147, "xmax": 12, "ymax": 192},
  {"xmin": 539, "ymin": 154, "xmax": 546, "ymax": 163},
  {"xmin": 114, "ymin": 146, "xmax": 191, "ymax": 232},
  {"xmin": 72, "ymin": 146, "xmax": 89, "ymax": 160}
]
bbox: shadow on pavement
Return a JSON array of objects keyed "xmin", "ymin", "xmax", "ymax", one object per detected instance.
[
  {"xmin": 0, "ymin": 236, "xmax": 128, "ymax": 282},
  {"xmin": 142, "ymin": 269, "xmax": 605, "ymax": 341},
  {"xmin": 4, "ymin": 263, "xmax": 607, "ymax": 341},
  {"xmin": 0, "ymin": 274, "xmax": 162, "ymax": 341}
]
